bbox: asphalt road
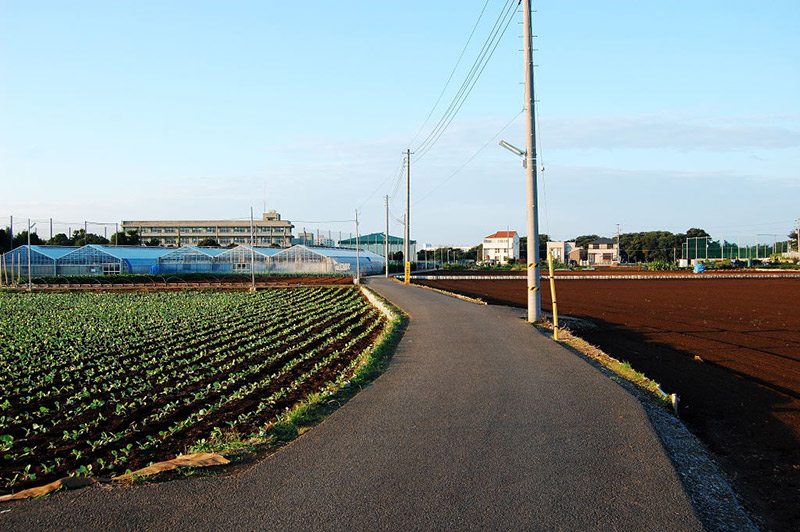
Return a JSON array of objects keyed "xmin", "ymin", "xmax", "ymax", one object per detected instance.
[{"xmin": 3, "ymin": 278, "xmax": 711, "ymax": 531}]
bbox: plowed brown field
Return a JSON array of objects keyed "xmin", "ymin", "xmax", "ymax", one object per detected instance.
[{"xmin": 415, "ymin": 273, "xmax": 800, "ymax": 532}]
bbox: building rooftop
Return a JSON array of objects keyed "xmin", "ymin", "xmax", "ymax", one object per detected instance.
[
  {"xmin": 339, "ymin": 232, "xmax": 415, "ymax": 245},
  {"xmin": 485, "ymin": 231, "xmax": 518, "ymax": 239}
]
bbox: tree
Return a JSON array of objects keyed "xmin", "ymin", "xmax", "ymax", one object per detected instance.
[
  {"xmin": 686, "ymin": 228, "xmax": 710, "ymax": 239},
  {"xmin": 197, "ymin": 238, "xmax": 220, "ymax": 247},
  {"xmin": 145, "ymin": 238, "xmax": 161, "ymax": 247},
  {"xmin": 47, "ymin": 233, "xmax": 74, "ymax": 246},
  {"xmin": 0, "ymin": 227, "xmax": 9, "ymax": 253},
  {"xmin": 620, "ymin": 231, "xmax": 683, "ymax": 263},
  {"xmin": 574, "ymin": 234, "xmax": 600, "ymax": 250},
  {"xmin": 789, "ymin": 230, "xmax": 799, "ymax": 252},
  {"xmin": 518, "ymin": 234, "xmax": 549, "ymax": 261},
  {"xmin": 110, "ymin": 230, "xmax": 140, "ymax": 246},
  {"xmin": 12, "ymin": 231, "xmax": 44, "ymax": 249},
  {"xmin": 71, "ymin": 229, "xmax": 109, "ymax": 247}
]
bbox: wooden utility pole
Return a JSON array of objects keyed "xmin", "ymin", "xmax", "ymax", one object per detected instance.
[{"xmin": 523, "ymin": 0, "xmax": 540, "ymax": 322}]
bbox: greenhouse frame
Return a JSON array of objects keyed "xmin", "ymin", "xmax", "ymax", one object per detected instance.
[
  {"xmin": 156, "ymin": 246, "xmax": 227, "ymax": 274},
  {"xmin": 0, "ymin": 246, "xmax": 75, "ymax": 278},
  {"xmin": 57, "ymin": 245, "xmax": 172, "ymax": 275},
  {"xmin": 1, "ymin": 243, "xmax": 386, "ymax": 277},
  {"xmin": 214, "ymin": 245, "xmax": 283, "ymax": 273},
  {"xmin": 272, "ymin": 245, "xmax": 386, "ymax": 274}
]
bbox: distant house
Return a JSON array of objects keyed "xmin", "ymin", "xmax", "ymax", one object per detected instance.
[
  {"xmin": 586, "ymin": 238, "xmax": 619, "ymax": 265},
  {"xmin": 547, "ymin": 241, "xmax": 583, "ymax": 263},
  {"xmin": 482, "ymin": 231, "xmax": 519, "ymax": 264}
]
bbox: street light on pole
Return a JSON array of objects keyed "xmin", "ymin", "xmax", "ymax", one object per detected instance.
[{"xmin": 497, "ymin": 0, "xmax": 542, "ymax": 322}]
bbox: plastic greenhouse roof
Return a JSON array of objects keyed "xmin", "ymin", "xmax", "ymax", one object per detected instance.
[
  {"xmin": 280, "ymin": 245, "xmax": 386, "ymax": 261},
  {"xmin": 339, "ymin": 232, "xmax": 414, "ymax": 245},
  {"xmin": 26, "ymin": 246, "xmax": 77, "ymax": 260},
  {"xmin": 159, "ymin": 246, "xmax": 228, "ymax": 258},
  {"xmin": 217, "ymin": 245, "xmax": 283, "ymax": 258},
  {"xmin": 89, "ymin": 245, "xmax": 173, "ymax": 260}
]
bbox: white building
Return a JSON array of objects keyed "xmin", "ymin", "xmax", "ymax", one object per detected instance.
[
  {"xmin": 482, "ymin": 231, "xmax": 519, "ymax": 264},
  {"xmin": 586, "ymin": 238, "xmax": 619, "ymax": 265},
  {"xmin": 547, "ymin": 241, "xmax": 582, "ymax": 263}
]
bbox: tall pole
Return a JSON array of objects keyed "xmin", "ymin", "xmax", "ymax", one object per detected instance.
[
  {"xmin": 523, "ymin": 0, "xmax": 540, "ymax": 322},
  {"xmin": 354, "ymin": 209, "xmax": 360, "ymax": 285},
  {"xmin": 50, "ymin": 218, "xmax": 53, "ymax": 241},
  {"xmin": 384, "ymin": 195, "xmax": 389, "ymax": 278},
  {"xmin": 9, "ymin": 215, "xmax": 12, "ymax": 250},
  {"xmin": 404, "ymin": 148, "xmax": 412, "ymax": 284},
  {"xmin": 250, "ymin": 207, "xmax": 256, "ymax": 291},
  {"xmin": 27, "ymin": 218, "xmax": 32, "ymax": 290},
  {"xmin": 796, "ymin": 218, "xmax": 800, "ymax": 257},
  {"xmin": 616, "ymin": 223, "xmax": 621, "ymax": 263}
]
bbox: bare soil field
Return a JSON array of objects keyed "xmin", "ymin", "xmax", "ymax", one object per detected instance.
[{"xmin": 415, "ymin": 273, "xmax": 800, "ymax": 532}]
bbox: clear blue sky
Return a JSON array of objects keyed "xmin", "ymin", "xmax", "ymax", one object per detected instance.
[{"xmin": 1, "ymin": 1, "xmax": 798, "ymax": 246}]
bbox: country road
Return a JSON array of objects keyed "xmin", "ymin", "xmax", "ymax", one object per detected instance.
[{"xmin": 1, "ymin": 278, "xmax": 751, "ymax": 531}]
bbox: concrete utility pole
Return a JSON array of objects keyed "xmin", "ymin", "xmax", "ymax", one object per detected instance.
[
  {"xmin": 616, "ymin": 223, "xmax": 621, "ymax": 263},
  {"xmin": 404, "ymin": 148, "xmax": 412, "ymax": 284},
  {"xmin": 250, "ymin": 207, "xmax": 256, "ymax": 291},
  {"xmin": 27, "ymin": 219, "xmax": 31, "ymax": 289},
  {"xmin": 523, "ymin": 0, "xmax": 540, "ymax": 322},
  {"xmin": 354, "ymin": 209, "xmax": 361, "ymax": 285},
  {"xmin": 796, "ymin": 218, "xmax": 800, "ymax": 255},
  {"xmin": 384, "ymin": 195, "xmax": 389, "ymax": 278}
]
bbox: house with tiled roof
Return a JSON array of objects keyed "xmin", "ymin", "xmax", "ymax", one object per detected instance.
[{"xmin": 482, "ymin": 231, "xmax": 519, "ymax": 264}]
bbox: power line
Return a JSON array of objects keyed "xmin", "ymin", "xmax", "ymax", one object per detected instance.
[
  {"xmin": 411, "ymin": 0, "xmax": 517, "ymax": 162},
  {"xmin": 413, "ymin": 109, "xmax": 523, "ymax": 206},
  {"xmin": 406, "ymin": 0, "xmax": 492, "ymax": 148},
  {"xmin": 358, "ymin": 156, "xmax": 405, "ymax": 210}
]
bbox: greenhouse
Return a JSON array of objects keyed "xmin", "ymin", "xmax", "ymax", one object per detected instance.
[
  {"xmin": 271, "ymin": 245, "xmax": 386, "ymax": 274},
  {"xmin": 214, "ymin": 245, "xmax": 282, "ymax": 273},
  {"xmin": 58, "ymin": 245, "xmax": 172, "ymax": 275},
  {"xmin": 156, "ymin": 246, "xmax": 227, "ymax": 274},
  {"xmin": 0, "ymin": 246, "xmax": 75, "ymax": 278}
]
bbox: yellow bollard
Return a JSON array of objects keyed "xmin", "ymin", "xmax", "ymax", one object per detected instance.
[{"xmin": 547, "ymin": 252, "xmax": 559, "ymax": 340}]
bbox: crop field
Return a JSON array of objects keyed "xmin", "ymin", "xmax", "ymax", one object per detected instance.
[
  {"xmin": 0, "ymin": 287, "xmax": 385, "ymax": 493},
  {"xmin": 414, "ymin": 272, "xmax": 800, "ymax": 531}
]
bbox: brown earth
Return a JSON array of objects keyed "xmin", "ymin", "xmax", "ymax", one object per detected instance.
[{"xmin": 415, "ymin": 273, "xmax": 800, "ymax": 532}]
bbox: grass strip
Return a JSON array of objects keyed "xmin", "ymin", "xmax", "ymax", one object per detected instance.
[{"xmin": 188, "ymin": 288, "xmax": 407, "ymax": 460}]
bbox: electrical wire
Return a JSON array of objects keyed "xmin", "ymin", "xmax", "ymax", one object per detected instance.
[
  {"xmin": 413, "ymin": 109, "xmax": 523, "ymax": 207},
  {"xmin": 358, "ymin": 156, "xmax": 405, "ymax": 210},
  {"xmin": 411, "ymin": 0, "xmax": 517, "ymax": 163},
  {"xmin": 406, "ymin": 0, "xmax": 492, "ymax": 148}
]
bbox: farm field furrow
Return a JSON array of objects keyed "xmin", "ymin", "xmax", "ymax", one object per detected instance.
[
  {"xmin": 414, "ymin": 274, "xmax": 800, "ymax": 532},
  {"xmin": 0, "ymin": 287, "xmax": 386, "ymax": 493}
]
